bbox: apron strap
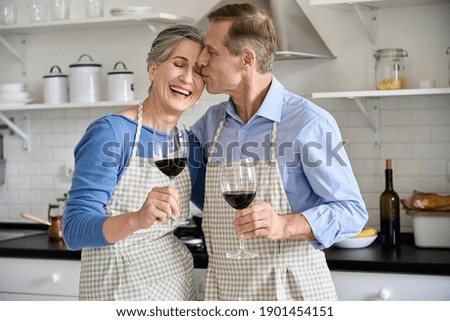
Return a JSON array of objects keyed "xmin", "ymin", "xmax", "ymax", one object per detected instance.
[{"xmin": 131, "ymin": 101, "xmax": 144, "ymax": 157}]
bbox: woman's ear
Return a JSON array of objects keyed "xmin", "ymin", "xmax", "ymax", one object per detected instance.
[{"xmin": 148, "ymin": 61, "xmax": 157, "ymax": 81}]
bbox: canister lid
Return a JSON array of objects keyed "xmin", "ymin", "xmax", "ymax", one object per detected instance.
[
  {"xmin": 374, "ymin": 48, "xmax": 408, "ymax": 59},
  {"xmin": 108, "ymin": 61, "xmax": 133, "ymax": 75},
  {"xmin": 69, "ymin": 54, "xmax": 102, "ymax": 68},
  {"xmin": 43, "ymin": 65, "xmax": 68, "ymax": 78}
]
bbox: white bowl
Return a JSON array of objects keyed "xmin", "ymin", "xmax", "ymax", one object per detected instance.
[
  {"xmin": 0, "ymin": 91, "xmax": 30, "ymax": 102},
  {"xmin": 0, "ymin": 83, "xmax": 26, "ymax": 93},
  {"xmin": 334, "ymin": 235, "xmax": 377, "ymax": 249}
]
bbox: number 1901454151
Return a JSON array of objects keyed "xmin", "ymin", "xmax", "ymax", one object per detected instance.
[{"xmin": 259, "ymin": 305, "xmax": 334, "ymax": 317}]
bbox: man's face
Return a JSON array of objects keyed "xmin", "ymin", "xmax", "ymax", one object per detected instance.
[{"xmin": 197, "ymin": 20, "xmax": 244, "ymax": 95}]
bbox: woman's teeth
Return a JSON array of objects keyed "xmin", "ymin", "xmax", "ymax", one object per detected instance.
[{"xmin": 170, "ymin": 85, "xmax": 191, "ymax": 97}]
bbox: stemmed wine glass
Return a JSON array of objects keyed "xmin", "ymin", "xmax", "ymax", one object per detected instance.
[
  {"xmin": 220, "ymin": 156, "xmax": 259, "ymax": 259},
  {"xmin": 153, "ymin": 124, "xmax": 189, "ymax": 224}
]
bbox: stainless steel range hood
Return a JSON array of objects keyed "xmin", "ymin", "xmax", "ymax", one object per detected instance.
[{"xmin": 196, "ymin": 0, "xmax": 335, "ymax": 60}]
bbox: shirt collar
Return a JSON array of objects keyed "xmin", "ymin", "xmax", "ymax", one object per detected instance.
[{"xmin": 226, "ymin": 76, "xmax": 284, "ymax": 123}]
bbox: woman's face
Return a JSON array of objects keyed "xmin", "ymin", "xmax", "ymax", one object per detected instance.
[{"xmin": 148, "ymin": 38, "xmax": 204, "ymax": 115}]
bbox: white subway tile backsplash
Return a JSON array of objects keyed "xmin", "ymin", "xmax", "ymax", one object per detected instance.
[
  {"xmin": 1, "ymin": 96, "xmax": 449, "ymax": 234},
  {"xmin": 398, "ymin": 126, "xmax": 430, "ymax": 142},
  {"xmin": 413, "ymin": 143, "xmax": 447, "ymax": 159},
  {"xmin": 381, "ymin": 143, "xmax": 414, "ymax": 160}
]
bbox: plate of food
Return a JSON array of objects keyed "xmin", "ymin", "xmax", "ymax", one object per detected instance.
[{"xmin": 334, "ymin": 228, "xmax": 378, "ymax": 249}]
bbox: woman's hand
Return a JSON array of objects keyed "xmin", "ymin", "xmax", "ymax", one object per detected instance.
[
  {"xmin": 102, "ymin": 186, "xmax": 180, "ymax": 244},
  {"xmin": 136, "ymin": 186, "xmax": 180, "ymax": 227}
]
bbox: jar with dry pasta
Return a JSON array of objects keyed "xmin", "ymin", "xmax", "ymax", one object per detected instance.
[{"xmin": 374, "ymin": 48, "xmax": 408, "ymax": 90}]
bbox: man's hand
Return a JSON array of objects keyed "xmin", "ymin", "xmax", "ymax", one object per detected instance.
[{"xmin": 233, "ymin": 202, "xmax": 315, "ymax": 241}]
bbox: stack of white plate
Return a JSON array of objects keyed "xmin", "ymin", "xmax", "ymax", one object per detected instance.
[
  {"xmin": 0, "ymin": 83, "xmax": 33, "ymax": 106},
  {"xmin": 110, "ymin": 7, "xmax": 152, "ymax": 16}
]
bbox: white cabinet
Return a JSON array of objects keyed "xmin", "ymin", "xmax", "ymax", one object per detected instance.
[
  {"xmin": 331, "ymin": 271, "xmax": 450, "ymax": 300},
  {"xmin": 0, "ymin": 257, "xmax": 80, "ymax": 300}
]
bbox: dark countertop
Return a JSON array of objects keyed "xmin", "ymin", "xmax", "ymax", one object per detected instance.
[{"xmin": 1, "ymin": 223, "xmax": 449, "ymax": 276}]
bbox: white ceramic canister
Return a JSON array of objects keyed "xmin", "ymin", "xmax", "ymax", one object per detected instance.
[
  {"xmin": 43, "ymin": 65, "xmax": 69, "ymax": 104},
  {"xmin": 69, "ymin": 54, "xmax": 102, "ymax": 103},
  {"xmin": 108, "ymin": 61, "xmax": 135, "ymax": 102}
]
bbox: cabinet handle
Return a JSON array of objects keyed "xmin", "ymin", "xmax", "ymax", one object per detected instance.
[
  {"xmin": 378, "ymin": 289, "xmax": 391, "ymax": 300},
  {"xmin": 51, "ymin": 273, "xmax": 60, "ymax": 283}
]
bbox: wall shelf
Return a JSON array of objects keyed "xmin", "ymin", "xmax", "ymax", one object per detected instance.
[
  {"xmin": 312, "ymin": 88, "xmax": 450, "ymax": 99},
  {"xmin": 0, "ymin": 100, "xmax": 143, "ymax": 112},
  {"xmin": 312, "ymin": 88, "xmax": 450, "ymax": 147},
  {"xmin": 0, "ymin": 100, "xmax": 144, "ymax": 150},
  {"xmin": 0, "ymin": 13, "xmax": 195, "ymax": 34},
  {"xmin": 309, "ymin": 0, "xmax": 449, "ymax": 9},
  {"xmin": 0, "ymin": 13, "xmax": 194, "ymax": 64}
]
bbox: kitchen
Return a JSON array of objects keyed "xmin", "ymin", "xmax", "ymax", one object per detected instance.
[{"xmin": 0, "ymin": 0, "xmax": 449, "ymax": 303}]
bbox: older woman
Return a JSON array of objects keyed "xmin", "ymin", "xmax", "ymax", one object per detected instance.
[{"xmin": 62, "ymin": 25, "xmax": 205, "ymax": 301}]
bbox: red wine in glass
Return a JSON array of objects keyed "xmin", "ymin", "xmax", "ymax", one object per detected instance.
[
  {"xmin": 153, "ymin": 125, "xmax": 189, "ymax": 224},
  {"xmin": 220, "ymin": 157, "xmax": 259, "ymax": 259}
]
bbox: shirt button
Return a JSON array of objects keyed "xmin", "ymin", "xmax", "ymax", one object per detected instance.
[{"xmin": 241, "ymin": 128, "xmax": 246, "ymax": 134}]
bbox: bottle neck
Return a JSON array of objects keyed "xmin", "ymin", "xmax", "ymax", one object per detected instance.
[{"xmin": 385, "ymin": 169, "xmax": 393, "ymax": 190}]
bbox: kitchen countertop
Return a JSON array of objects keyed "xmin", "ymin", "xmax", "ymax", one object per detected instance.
[{"xmin": 1, "ymin": 223, "xmax": 449, "ymax": 276}]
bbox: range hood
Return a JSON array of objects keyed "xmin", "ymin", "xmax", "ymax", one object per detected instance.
[{"xmin": 196, "ymin": 0, "xmax": 335, "ymax": 60}]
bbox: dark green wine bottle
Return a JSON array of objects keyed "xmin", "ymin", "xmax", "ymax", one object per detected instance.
[{"xmin": 380, "ymin": 159, "xmax": 400, "ymax": 249}]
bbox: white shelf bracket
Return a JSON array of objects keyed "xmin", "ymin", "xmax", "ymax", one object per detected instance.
[
  {"xmin": 353, "ymin": 97, "xmax": 380, "ymax": 148},
  {"xmin": 0, "ymin": 112, "xmax": 30, "ymax": 151},
  {"xmin": 351, "ymin": 3, "xmax": 377, "ymax": 44},
  {"xmin": 0, "ymin": 35, "xmax": 26, "ymax": 65}
]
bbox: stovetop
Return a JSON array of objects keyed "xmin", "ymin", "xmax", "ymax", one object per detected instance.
[{"xmin": 174, "ymin": 223, "xmax": 206, "ymax": 254}]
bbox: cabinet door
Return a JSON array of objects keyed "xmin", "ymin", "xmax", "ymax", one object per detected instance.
[
  {"xmin": 0, "ymin": 258, "xmax": 80, "ymax": 298},
  {"xmin": 331, "ymin": 271, "xmax": 450, "ymax": 300}
]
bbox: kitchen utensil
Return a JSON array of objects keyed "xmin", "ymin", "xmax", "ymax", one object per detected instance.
[
  {"xmin": 50, "ymin": 0, "xmax": 69, "ymax": 20},
  {"xmin": 20, "ymin": 212, "xmax": 51, "ymax": 226},
  {"xmin": 69, "ymin": 54, "xmax": 102, "ymax": 103},
  {"xmin": 406, "ymin": 210, "xmax": 450, "ymax": 249},
  {"xmin": 28, "ymin": 0, "xmax": 49, "ymax": 23},
  {"xmin": 84, "ymin": 0, "xmax": 103, "ymax": 18},
  {"xmin": 107, "ymin": 61, "xmax": 134, "ymax": 102},
  {"xmin": 43, "ymin": 65, "xmax": 69, "ymax": 104},
  {"xmin": 20, "ymin": 212, "xmax": 63, "ymax": 241}
]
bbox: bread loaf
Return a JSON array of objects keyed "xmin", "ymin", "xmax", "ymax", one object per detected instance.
[{"xmin": 402, "ymin": 190, "xmax": 450, "ymax": 211}]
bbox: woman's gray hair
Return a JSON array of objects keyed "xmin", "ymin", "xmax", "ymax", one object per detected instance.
[{"xmin": 147, "ymin": 24, "xmax": 204, "ymax": 65}]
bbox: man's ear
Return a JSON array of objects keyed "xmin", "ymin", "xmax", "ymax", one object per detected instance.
[{"xmin": 242, "ymin": 49, "xmax": 256, "ymax": 69}]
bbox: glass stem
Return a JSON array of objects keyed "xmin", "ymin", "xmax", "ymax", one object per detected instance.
[{"xmin": 239, "ymin": 239, "xmax": 246, "ymax": 252}]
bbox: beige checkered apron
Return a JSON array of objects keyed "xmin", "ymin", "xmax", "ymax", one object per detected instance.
[
  {"xmin": 202, "ymin": 114, "xmax": 337, "ymax": 301},
  {"xmin": 78, "ymin": 102, "xmax": 195, "ymax": 301}
]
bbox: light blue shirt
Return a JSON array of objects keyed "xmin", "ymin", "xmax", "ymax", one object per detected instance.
[{"xmin": 191, "ymin": 77, "xmax": 368, "ymax": 249}]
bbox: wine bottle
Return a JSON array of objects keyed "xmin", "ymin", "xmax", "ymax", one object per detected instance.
[{"xmin": 380, "ymin": 159, "xmax": 400, "ymax": 249}]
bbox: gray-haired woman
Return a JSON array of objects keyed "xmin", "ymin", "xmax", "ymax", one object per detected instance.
[{"xmin": 62, "ymin": 24, "xmax": 205, "ymax": 300}]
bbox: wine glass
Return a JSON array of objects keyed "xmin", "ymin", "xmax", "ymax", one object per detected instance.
[
  {"xmin": 220, "ymin": 156, "xmax": 259, "ymax": 259},
  {"xmin": 153, "ymin": 124, "xmax": 189, "ymax": 224}
]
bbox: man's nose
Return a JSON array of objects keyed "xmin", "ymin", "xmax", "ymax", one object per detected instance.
[{"xmin": 197, "ymin": 48, "xmax": 208, "ymax": 67}]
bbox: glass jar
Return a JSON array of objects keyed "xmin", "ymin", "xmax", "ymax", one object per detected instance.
[{"xmin": 374, "ymin": 48, "xmax": 408, "ymax": 90}]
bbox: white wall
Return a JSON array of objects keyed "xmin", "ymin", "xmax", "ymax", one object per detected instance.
[{"xmin": 0, "ymin": 0, "xmax": 449, "ymax": 232}]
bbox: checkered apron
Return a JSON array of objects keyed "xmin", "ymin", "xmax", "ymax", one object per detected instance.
[
  {"xmin": 78, "ymin": 102, "xmax": 195, "ymax": 301},
  {"xmin": 202, "ymin": 114, "xmax": 337, "ymax": 301}
]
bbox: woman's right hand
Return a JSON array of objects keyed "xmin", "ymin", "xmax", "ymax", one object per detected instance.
[{"xmin": 136, "ymin": 186, "xmax": 180, "ymax": 227}]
